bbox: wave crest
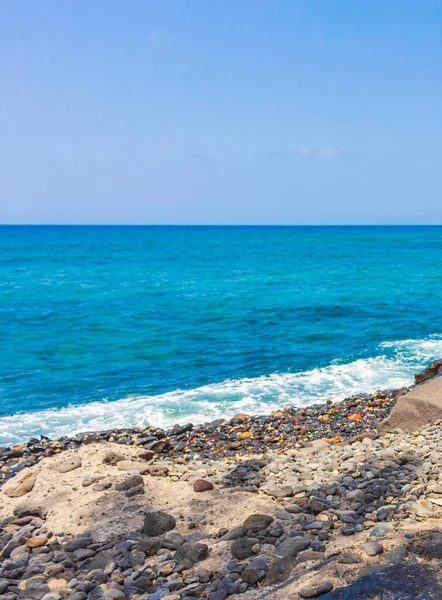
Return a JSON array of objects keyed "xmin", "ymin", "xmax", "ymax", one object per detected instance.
[{"xmin": 1, "ymin": 336, "xmax": 442, "ymax": 446}]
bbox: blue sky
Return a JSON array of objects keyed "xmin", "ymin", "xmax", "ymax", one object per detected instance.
[{"xmin": 1, "ymin": 1, "xmax": 442, "ymax": 224}]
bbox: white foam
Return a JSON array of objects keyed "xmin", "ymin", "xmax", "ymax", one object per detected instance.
[{"xmin": 1, "ymin": 335, "xmax": 442, "ymax": 446}]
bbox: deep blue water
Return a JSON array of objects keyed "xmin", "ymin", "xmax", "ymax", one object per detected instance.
[{"xmin": 1, "ymin": 225, "xmax": 442, "ymax": 445}]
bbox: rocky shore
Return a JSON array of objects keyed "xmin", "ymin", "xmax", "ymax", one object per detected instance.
[{"xmin": 1, "ymin": 361, "xmax": 442, "ymax": 600}]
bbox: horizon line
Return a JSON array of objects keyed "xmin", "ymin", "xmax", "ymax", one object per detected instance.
[{"xmin": 1, "ymin": 223, "xmax": 442, "ymax": 228}]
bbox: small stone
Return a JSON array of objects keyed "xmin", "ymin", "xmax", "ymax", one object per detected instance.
[
  {"xmin": 54, "ymin": 454, "xmax": 82, "ymax": 473},
  {"xmin": 387, "ymin": 545, "xmax": 407, "ymax": 564},
  {"xmin": 341, "ymin": 524, "xmax": 356, "ymax": 536},
  {"xmin": 299, "ymin": 580, "xmax": 333, "ymax": 598},
  {"xmin": 297, "ymin": 550, "xmax": 325, "ymax": 563},
  {"xmin": 231, "ymin": 538, "xmax": 259, "ymax": 560},
  {"xmin": 142, "ymin": 511, "xmax": 176, "ymax": 536},
  {"xmin": 114, "ymin": 474, "xmax": 144, "ymax": 492},
  {"xmin": 48, "ymin": 578, "xmax": 68, "ymax": 591},
  {"xmin": 26, "ymin": 537, "xmax": 49, "ymax": 548},
  {"xmin": 338, "ymin": 552, "xmax": 363, "ymax": 564},
  {"xmin": 150, "ymin": 589, "xmax": 171, "ymax": 600},
  {"xmin": 266, "ymin": 484, "xmax": 293, "ymax": 498},
  {"xmin": 82, "ymin": 474, "xmax": 104, "ymax": 487},
  {"xmin": 284, "ymin": 505, "xmax": 302, "ymax": 514},
  {"xmin": 18, "ymin": 575, "xmax": 50, "ymax": 598},
  {"xmin": 174, "ymin": 542, "xmax": 209, "ymax": 564},
  {"xmin": 3, "ymin": 470, "xmax": 37, "ymax": 498},
  {"xmin": 241, "ymin": 567, "xmax": 259, "ymax": 584},
  {"xmin": 64, "ymin": 537, "xmax": 91, "ymax": 552},
  {"xmin": 370, "ymin": 523, "xmax": 394, "ymax": 537},
  {"xmin": 193, "ymin": 479, "xmax": 214, "ymax": 493},
  {"xmin": 218, "ymin": 526, "xmax": 247, "ymax": 541},
  {"xmin": 362, "ymin": 541, "xmax": 384, "ymax": 556},
  {"xmin": 274, "ymin": 536, "xmax": 309, "ymax": 559},
  {"xmin": 243, "ymin": 514, "xmax": 274, "ymax": 532},
  {"xmin": 411, "ymin": 502, "xmax": 435, "ymax": 518},
  {"xmin": 92, "ymin": 480, "xmax": 112, "ymax": 492}
]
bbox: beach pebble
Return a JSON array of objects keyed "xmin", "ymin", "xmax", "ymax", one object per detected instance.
[
  {"xmin": 298, "ymin": 579, "xmax": 333, "ymax": 598},
  {"xmin": 361, "ymin": 541, "xmax": 384, "ymax": 556},
  {"xmin": 193, "ymin": 479, "xmax": 214, "ymax": 492},
  {"xmin": 243, "ymin": 514, "xmax": 273, "ymax": 532},
  {"xmin": 231, "ymin": 538, "xmax": 259, "ymax": 560},
  {"xmin": 142, "ymin": 511, "xmax": 176, "ymax": 537},
  {"xmin": 274, "ymin": 536, "xmax": 309, "ymax": 558}
]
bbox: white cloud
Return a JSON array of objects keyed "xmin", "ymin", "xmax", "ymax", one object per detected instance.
[{"xmin": 297, "ymin": 147, "xmax": 344, "ymax": 158}]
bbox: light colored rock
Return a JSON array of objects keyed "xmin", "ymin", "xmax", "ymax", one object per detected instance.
[
  {"xmin": 116, "ymin": 460, "xmax": 151, "ymax": 474},
  {"xmin": 3, "ymin": 470, "xmax": 37, "ymax": 498},
  {"xmin": 381, "ymin": 377, "xmax": 442, "ymax": 433},
  {"xmin": 54, "ymin": 454, "xmax": 82, "ymax": 473}
]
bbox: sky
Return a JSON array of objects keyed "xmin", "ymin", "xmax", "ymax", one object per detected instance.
[{"xmin": 1, "ymin": 1, "xmax": 442, "ymax": 225}]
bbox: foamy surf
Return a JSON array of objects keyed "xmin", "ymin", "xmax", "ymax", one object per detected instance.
[{"xmin": 1, "ymin": 336, "xmax": 442, "ymax": 446}]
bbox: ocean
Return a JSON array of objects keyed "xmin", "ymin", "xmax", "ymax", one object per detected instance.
[{"xmin": 1, "ymin": 225, "xmax": 442, "ymax": 446}]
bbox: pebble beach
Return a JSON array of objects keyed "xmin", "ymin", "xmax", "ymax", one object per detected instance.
[{"xmin": 2, "ymin": 363, "xmax": 442, "ymax": 599}]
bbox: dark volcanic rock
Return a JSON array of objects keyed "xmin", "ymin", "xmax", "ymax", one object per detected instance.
[
  {"xmin": 243, "ymin": 514, "xmax": 273, "ymax": 532},
  {"xmin": 174, "ymin": 542, "xmax": 209, "ymax": 564},
  {"xmin": 231, "ymin": 538, "xmax": 259, "ymax": 560},
  {"xmin": 415, "ymin": 360, "xmax": 442, "ymax": 384},
  {"xmin": 142, "ymin": 511, "xmax": 176, "ymax": 536},
  {"xmin": 274, "ymin": 536, "xmax": 309, "ymax": 558},
  {"xmin": 321, "ymin": 563, "xmax": 442, "ymax": 599}
]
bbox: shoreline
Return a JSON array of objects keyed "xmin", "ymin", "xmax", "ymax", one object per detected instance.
[
  {"xmin": 0, "ymin": 385, "xmax": 408, "ymax": 488},
  {"xmin": 2, "ymin": 363, "xmax": 442, "ymax": 599}
]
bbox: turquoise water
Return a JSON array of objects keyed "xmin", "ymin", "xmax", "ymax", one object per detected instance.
[{"xmin": 1, "ymin": 225, "xmax": 442, "ymax": 445}]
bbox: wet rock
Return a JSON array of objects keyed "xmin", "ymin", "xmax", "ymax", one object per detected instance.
[{"xmin": 142, "ymin": 511, "xmax": 176, "ymax": 537}]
